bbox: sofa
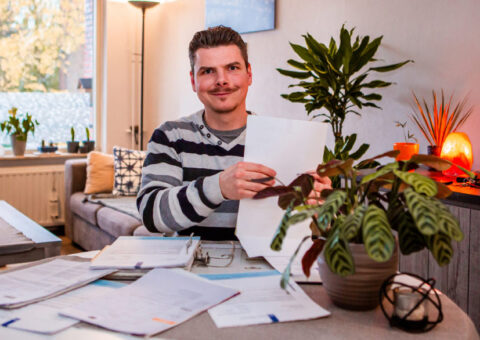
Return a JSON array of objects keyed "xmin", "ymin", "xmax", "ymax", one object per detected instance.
[{"xmin": 64, "ymin": 159, "xmax": 157, "ymax": 250}]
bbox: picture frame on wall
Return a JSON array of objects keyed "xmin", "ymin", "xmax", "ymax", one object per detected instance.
[{"xmin": 205, "ymin": 0, "xmax": 276, "ymax": 34}]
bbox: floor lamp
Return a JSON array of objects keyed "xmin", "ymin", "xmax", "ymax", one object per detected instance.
[{"xmin": 128, "ymin": 0, "xmax": 160, "ymax": 150}]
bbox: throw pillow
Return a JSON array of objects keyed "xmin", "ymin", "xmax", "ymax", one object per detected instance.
[
  {"xmin": 112, "ymin": 146, "xmax": 146, "ymax": 196},
  {"xmin": 84, "ymin": 152, "xmax": 114, "ymax": 194}
]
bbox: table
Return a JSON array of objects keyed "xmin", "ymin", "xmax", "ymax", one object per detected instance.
[{"xmin": 0, "ymin": 200, "xmax": 61, "ymax": 266}]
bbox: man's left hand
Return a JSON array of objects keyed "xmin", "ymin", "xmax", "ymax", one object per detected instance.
[{"xmin": 305, "ymin": 171, "xmax": 332, "ymax": 205}]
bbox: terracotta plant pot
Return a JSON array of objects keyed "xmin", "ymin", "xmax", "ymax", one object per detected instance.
[
  {"xmin": 393, "ymin": 142, "xmax": 419, "ymax": 161},
  {"xmin": 318, "ymin": 242, "xmax": 398, "ymax": 310},
  {"xmin": 10, "ymin": 135, "xmax": 26, "ymax": 156}
]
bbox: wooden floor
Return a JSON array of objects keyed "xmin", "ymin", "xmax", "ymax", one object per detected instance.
[{"xmin": 59, "ymin": 235, "xmax": 83, "ymax": 255}]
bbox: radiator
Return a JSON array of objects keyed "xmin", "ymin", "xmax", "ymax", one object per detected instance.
[{"xmin": 0, "ymin": 165, "xmax": 65, "ymax": 227}]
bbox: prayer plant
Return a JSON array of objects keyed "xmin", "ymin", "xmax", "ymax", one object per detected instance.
[{"xmin": 254, "ymin": 152, "xmax": 475, "ymax": 289}]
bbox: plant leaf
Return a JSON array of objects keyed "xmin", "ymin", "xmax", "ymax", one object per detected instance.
[
  {"xmin": 315, "ymin": 190, "xmax": 347, "ymax": 230},
  {"xmin": 427, "ymin": 232, "xmax": 453, "ymax": 266},
  {"xmin": 370, "ymin": 60, "xmax": 413, "ymax": 72},
  {"xmin": 349, "ymin": 143, "xmax": 369, "ymax": 160},
  {"xmin": 276, "ymin": 68, "xmax": 311, "ymax": 79},
  {"xmin": 362, "ymin": 205, "xmax": 395, "ymax": 262},
  {"xmin": 404, "ymin": 188, "xmax": 438, "ymax": 236},
  {"xmin": 301, "ymin": 238, "xmax": 326, "ymax": 277},
  {"xmin": 409, "ymin": 154, "xmax": 451, "ymax": 171},
  {"xmin": 253, "ymin": 186, "xmax": 293, "ymax": 199},
  {"xmin": 317, "ymin": 159, "xmax": 354, "ymax": 177},
  {"xmin": 341, "ymin": 206, "xmax": 366, "ymax": 241},
  {"xmin": 271, "ymin": 204, "xmax": 294, "ymax": 251},
  {"xmin": 360, "ymin": 162, "xmax": 398, "ymax": 184},
  {"xmin": 397, "ymin": 212, "xmax": 426, "ymax": 254},
  {"xmin": 393, "ymin": 170, "xmax": 438, "ymax": 197},
  {"xmin": 324, "ymin": 228, "xmax": 355, "ymax": 276},
  {"xmin": 280, "ymin": 236, "xmax": 311, "ymax": 289}
]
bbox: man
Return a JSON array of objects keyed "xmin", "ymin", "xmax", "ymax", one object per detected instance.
[{"xmin": 137, "ymin": 26, "xmax": 330, "ymax": 240}]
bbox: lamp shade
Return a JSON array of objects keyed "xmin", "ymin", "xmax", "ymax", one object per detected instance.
[
  {"xmin": 128, "ymin": 1, "xmax": 160, "ymax": 9},
  {"xmin": 440, "ymin": 132, "xmax": 473, "ymax": 177}
]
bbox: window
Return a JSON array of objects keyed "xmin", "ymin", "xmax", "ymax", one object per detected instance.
[{"xmin": 0, "ymin": 0, "xmax": 95, "ymax": 150}]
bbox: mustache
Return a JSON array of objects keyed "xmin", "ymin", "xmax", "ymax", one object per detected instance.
[{"xmin": 209, "ymin": 87, "xmax": 238, "ymax": 94}]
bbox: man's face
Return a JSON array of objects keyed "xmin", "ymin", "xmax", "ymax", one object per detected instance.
[{"xmin": 190, "ymin": 45, "xmax": 252, "ymax": 116}]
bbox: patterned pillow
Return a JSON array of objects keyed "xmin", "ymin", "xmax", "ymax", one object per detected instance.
[{"xmin": 112, "ymin": 146, "xmax": 146, "ymax": 196}]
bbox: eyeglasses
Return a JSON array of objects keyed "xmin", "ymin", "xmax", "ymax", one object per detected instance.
[{"xmin": 194, "ymin": 241, "xmax": 235, "ymax": 267}]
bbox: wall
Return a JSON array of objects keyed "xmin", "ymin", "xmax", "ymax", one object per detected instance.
[{"xmin": 107, "ymin": 0, "xmax": 480, "ymax": 169}]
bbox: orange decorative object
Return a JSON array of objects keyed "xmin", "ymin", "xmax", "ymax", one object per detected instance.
[
  {"xmin": 393, "ymin": 143, "xmax": 419, "ymax": 161},
  {"xmin": 440, "ymin": 132, "xmax": 473, "ymax": 177}
]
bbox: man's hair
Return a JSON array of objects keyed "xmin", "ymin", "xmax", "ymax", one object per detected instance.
[{"xmin": 188, "ymin": 25, "xmax": 248, "ymax": 73}]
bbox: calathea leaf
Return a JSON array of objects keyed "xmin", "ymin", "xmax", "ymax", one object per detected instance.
[
  {"xmin": 362, "ymin": 205, "xmax": 395, "ymax": 262},
  {"xmin": 324, "ymin": 228, "xmax": 354, "ymax": 276},
  {"xmin": 271, "ymin": 204, "xmax": 294, "ymax": 251},
  {"xmin": 315, "ymin": 190, "xmax": 347, "ymax": 230},
  {"xmin": 301, "ymin": 238, "xmax": 326, "ymax": 278},
  {"xmin": 360, "ymin": 162, "xmax": 398, "ymax": 184},
  {"xmin": 404, "ymin": 188, "xmax": 438, "ymax": 236},
  {"xmin": 393, "ymin": 170, "xmax": 438, "ymax": 197},
  {"xmin": 317, "ymin": 159, "xmax": 354, "ymax": 177},
  {"xmin": 409, "ymin": 154, "xmax": 452, "ymax": 171},
  {"xmin": 435, "ymin": 182, "xmax": 452, "ymax": 199},
  {"xmin": 278, "ymin": 174, "xmax": 314, "ymax": 209},
  {"xmin": 397, "ymin": 212, "xmax": 426, "ymax": 254},
  {"xmin": 253, "ymin": 186, "xmax": 293, "ymax": 200},
  {"xmin": 280, "ymin": 236, "xmax": 311, "ymax": 289},
  {"xmin": 341, "ymin": 206, "xmax": 366, "ymax": 241},
  {"xmin": 427, "ymin": 232, "xmax": 453, "ymax": 266},
  {"xmin": 428, "ymin": 198, "xmax": 463, "ymax": 242}
]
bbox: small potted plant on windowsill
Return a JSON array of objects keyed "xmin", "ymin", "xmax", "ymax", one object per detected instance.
[
  {"xmin": 38, "ymin": 140, "xmax": 58, "ymax": 153},
  {"xmin": 80, "ymin": 127, "xmax": 94, "ymax": 153},
  {"xmin": 254, "ymin": 152, "xmax": 474, "ymax": 310},
  {"xmin": 67, "ymin": 127, "xmax": 79, "ymax": 153},
  {"xmin": 0, "ymin": 107, "xmax": 39, "ymax": 156},
  {"xmin": 393, "ymin": 121, "xmax": 419, "ymax": 161}
]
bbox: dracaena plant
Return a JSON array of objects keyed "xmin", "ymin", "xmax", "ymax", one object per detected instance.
[
  {"xmin": 254, "ymin": 152, "xmax": 475, "ymax": 288},
  {"xmin": 277, "ymin": 26, "xmax": 412, "ymax": 186}
]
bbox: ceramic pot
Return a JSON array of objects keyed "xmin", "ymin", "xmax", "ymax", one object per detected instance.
[
  {"xmin": 393, "ymin": 142, "xmax": 419, "ymax": 161},
  {"xmin": 318, "ymin": 242, "xmax": 398, "ymax": 310},
  {"xmin": 82, "ymin": 140, "xmax": 95, "ymax": 152},
  {"xmin": 10, "ymin": 134, "xmax": 26, "ymax": 156},
  {"xmin": 67, "ymin": 141, "xmax": 79, "ymax": 153}
]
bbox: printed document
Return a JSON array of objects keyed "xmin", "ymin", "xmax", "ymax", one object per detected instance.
[
  {"xmin": 0, "ymin": 280, "xmax": 124, "ymax": 334},
  {"xmin": 206, "ymin": 271, "xmax": 330, "ymax": 328},
  {"xmin": 0, "ymin": 257, "xmax": 115, "ymax": 308},
  {"xmin": 90, "ymin": 236, "xmax": 200, "ymax": 269},
  {"xmin": 236, "ymin": 115, "xmax": 327, "ymax": 257},
  {"xmin": 60, "ymin": 268, "xmax": 239, "ymax": 336}
]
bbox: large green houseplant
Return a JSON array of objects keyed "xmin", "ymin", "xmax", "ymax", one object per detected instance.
[
  {"xmin": 254, "ymin": 152, "xmax": 474, "ymax": 309},
  {"xmin": 277, "ymin": 26, "xmax": 412, "ymax": 185},
  {"xmin": 0, "ymin": 107, "xmax": 39, "ymax": 156}
]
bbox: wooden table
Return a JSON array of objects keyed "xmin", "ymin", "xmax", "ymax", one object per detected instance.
[{"xmin": 0, "ymin": 200, "xmax": 61, "ymax": 266}]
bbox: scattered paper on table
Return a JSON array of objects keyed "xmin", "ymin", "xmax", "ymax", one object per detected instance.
[
  {"xmin": 0, "ymin": 280, "xmax": 125, "ymax": 334},
  {"xmin": 60, "ymin": 268, "xmax": 239, "ymax": 336},
  {"xmin": 0, "ymin": 257, "xmax": 115, "ymax": 308},
  {"xmin": 236, "ymin": 115, "xmax": 327, "ymax": 258},
  {"xmin": 205, "ymin": 271, "xmax": 330, "ymax": 328}
]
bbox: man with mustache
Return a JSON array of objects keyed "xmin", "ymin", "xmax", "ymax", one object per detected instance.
[{"xmin": 137, "ymin": 26, "xmax": 330, "ymax": 240}]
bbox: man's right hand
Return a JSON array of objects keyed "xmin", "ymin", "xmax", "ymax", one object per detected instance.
[{"xmin": 219, "ymin": 162, "xmax": 276, "ymax": 200}]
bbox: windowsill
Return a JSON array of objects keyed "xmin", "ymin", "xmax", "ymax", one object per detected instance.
[{"xmin": 0, "ymin": 152, "xmax": 87, "ymax": 167}]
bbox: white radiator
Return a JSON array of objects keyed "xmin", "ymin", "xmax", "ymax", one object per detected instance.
[{"xmin": 0, "ymin": 165, "xmax": 65, "ymax": 227}]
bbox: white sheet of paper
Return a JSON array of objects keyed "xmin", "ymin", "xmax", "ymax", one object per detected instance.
[
  {"xmin": 206, "ymin": 271, "xmax": 330, "ymax": 328},
  {"xmin": 0, "ymin": 258, "xmax": 115, "ymax": 308},
  {"xmin": 236, "ymin": 115, "xmax": 327, "ymax": 257},
  {"xmin": 264, "ymin": 239, "xmax": 322, "ymax": 283},
  {"xmin": 90, "ymin": 236, "xmax": 200, "ymax": 269},
  {"xmin": 60, "ymin": 268, "xmax": 239, "ymax": 336},
  {"xmin": 0, "ymin": 280, "xmax": 125, "ymax": 334}
]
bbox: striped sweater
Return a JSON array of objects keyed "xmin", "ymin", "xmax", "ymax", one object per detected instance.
[{"xmin": 136, "ymin": 110, "xmax": 245, "ymax": 239}]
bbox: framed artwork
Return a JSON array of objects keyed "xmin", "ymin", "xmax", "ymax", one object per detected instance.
[{"xmin": 205, "ymin": 0, "xmax": 276, "ymax": 34}]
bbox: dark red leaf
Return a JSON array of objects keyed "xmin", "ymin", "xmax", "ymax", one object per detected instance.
[
  {"xmin": 287, "ymin": 173, "xmax": 314, "ymax": 197},
  {"xmin": 253, "ymin": 186, "xmax": 293, "ymax": 199},
  {"xmin": 301, "ymin": 238, "xmax": 326, "ymax": 277}
]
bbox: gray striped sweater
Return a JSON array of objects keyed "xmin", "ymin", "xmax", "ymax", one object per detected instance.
[{"xmin": 136, "ymin": 110, "xmax": 245, "ymax": 239}]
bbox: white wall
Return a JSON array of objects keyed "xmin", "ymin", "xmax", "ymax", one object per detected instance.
[{"xmin": 107, "ymin": 0, "xmax": 480, "ymax": 169}]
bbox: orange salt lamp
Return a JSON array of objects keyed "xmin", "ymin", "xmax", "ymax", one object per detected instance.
[{"xmin": 440, "ymin": 132, "xmax": 473, "ymax": 177}]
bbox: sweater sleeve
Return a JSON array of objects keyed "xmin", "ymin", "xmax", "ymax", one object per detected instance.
[{"xmin": 136, "ymin": 128, "xmax": 225, "ymax": 233}]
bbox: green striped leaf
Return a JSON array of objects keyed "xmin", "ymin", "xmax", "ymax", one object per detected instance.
[
  {"xmin": 315, "ymin": 190, "xmax": 347, "ymax": 230},
  {"xmin": 341, "ymin": 206, "xmax": 366, "ymax": 241},
  {"xmin": 393, "ymin": 170, "xmax": 438, "ymax": 197},
  {"xmin": 270, "ymin": 204, "xmax": 294, "ymax": 251},
  {"xmin": 324, "ymin": 229, "xmax": 354, "ymax": 276},
  {"xmin": 427, "ymin": 232, "xmax": 453, "ymax": 266},
  {"xmin": 360, "ymin": 162, "xmax": 398, "ymax": 184},
  {"xmin": 397, "ymin": 212, "xmax": 426, "ymax": 254},
  {"xmin": 362, "ymin": 205, "xmax": 395, "ymax": 262},
  {"xmin": 280, "ymin": 236, "xmax": 310, "ymax": 289},
  {"xmin": 431, "ymin": 203, "xmax": 463, "ymax": 242},
  {"xmin": 404, "ymin": 188, "xmax": 438, "ymax": 236}
]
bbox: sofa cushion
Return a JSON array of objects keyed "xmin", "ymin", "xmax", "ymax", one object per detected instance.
[
  {"xmin": 84, "ymin": 151, "xmax": 114, "ymax": 194},
  {"xmin": 70, "ymin": 192, "xmax": 102, "ymax": 226},
  {"xmin": 96, "ymin": 207, "xmax": 142, "ymax": 238},
  {"xmin": 112, "ymin": 146, "xmax": 146, "ymax": 196}
]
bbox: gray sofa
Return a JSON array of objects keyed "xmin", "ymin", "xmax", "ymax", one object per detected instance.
[{"xmin": 64, "ymin": 159, "xmax": 156, "ymax": 250}]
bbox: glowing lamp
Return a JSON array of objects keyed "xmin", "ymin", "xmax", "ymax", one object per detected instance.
[{"xmin": 440, "ymin": 132, "xmax": 473, "ymax": 177}]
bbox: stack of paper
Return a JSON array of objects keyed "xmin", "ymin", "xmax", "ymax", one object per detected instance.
[
  {"xmin": 0, "ymin": 280, "xmax": 125, "ymax": 334},
  {"xmin": 60, "ymin": 268, "xmax": 239, "ymax": 336},
  {"xmin": 0, "ymin": 257, "xmax": 115, "ymax": 308},
  {"xmin": 205, "ymin": 271, "xmax": 330, "ymax": 328},
  {"xmin": 90, "ymin": 236, "xmax": 200, "ymax": 270}
]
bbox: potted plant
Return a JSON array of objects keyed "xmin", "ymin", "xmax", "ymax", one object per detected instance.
[
  {"xmin": 38, "ymin": 140, "xmax": 58, "ymax": 153},
  {"xmin": 393, "ymin": 121, "xmax": 419, "ymax": 161},
  {"xmin": 0, "ymin": 107, "xmax": 39, "ymax": 156},
  {"xmin": 81, "ymin": 127, "xmax": 95, "ymax": 153},
  {"xmin": 277, "ymin": 25, "xmax": 412, "ymax": 186},
  {"xmin": 254, "ymin": 152, "xmax": 475, "ymax": 310},
  {"xmin": 67, "ymin": 127, "xmax": 79, "ymax": 153},
  {"xmin": 409, "ymin": 90, "xmax": 473, "ymax": 156}
]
